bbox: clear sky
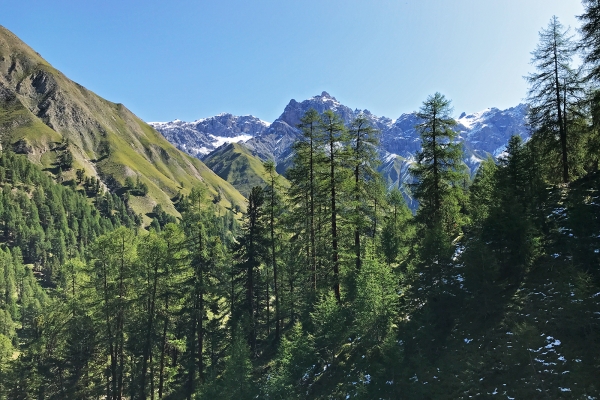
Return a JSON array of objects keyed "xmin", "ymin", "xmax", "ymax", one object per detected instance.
[{"xmin": 2, "ymin": 0, "xmax": 584, "ymax": 122}]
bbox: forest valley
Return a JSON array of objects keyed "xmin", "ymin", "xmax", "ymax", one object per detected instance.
[{"xmin": 2, "ymin": 4, "xmax": 600, "ymax": 400}]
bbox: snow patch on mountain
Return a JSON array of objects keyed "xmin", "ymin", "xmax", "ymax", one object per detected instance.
[
  {"xmin": 150, "ymin": 113, "xmax": 269, "ymax": 157},
  {"xmin": 457, "ymin": 109, "xmax": 491, "ymax": 130},
  {"xmin": 210, "ymin": 134, "xmax": 254, "ymax": 149}
]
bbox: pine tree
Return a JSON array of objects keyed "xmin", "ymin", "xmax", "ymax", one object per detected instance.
[
  {"xmin": 59, "ymin": 150, "xmax": 74, "ymax": 170},
  {"xmin": 486, "ymin": 136, "xmax": 541, "ymax": 277}
]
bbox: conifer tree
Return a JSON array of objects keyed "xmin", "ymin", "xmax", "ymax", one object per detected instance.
[
  {"xmin": 217, "ymin": 329, "xmax": 255, "ymax": 400},
  {"xmin": 234, "ymin": 186, "xmax": 267, "ymax": 354},
  {"xmin": 286, "ymin": 108, "xmax": 326, "ymax": 294},
  {"xmin": 346, "ymin": 114, "xmax": 381, "ymax": 273},
  {"xmin": 487, "ymin": 136, "xmax": 540, "ymax": 277},
  {"xmin": 579, "ymin": 0, "xmax": 600, "ymax": 82},
  {"xmin": 411, "ymin": 92, "xmax": 466, "ymax": 236},
  {"xmin": 319, "ymin": 110, "xmax": 349, "ymax": 302},
  {"xmin": 180, "ymin": 185, "xmax": 226, "ymax": 396},
  {"xmin": 526, "ymin": 16, "xmax": 584, "ymax": 183},
  {"xmin": 380, "ymin": 188, "xmax": 413, "ymax": 266},
  {"xmin": 263, "ymin": 160, "xmax": 283, "ymax": 340},
  {"xmin": 264, "ymin": 322, "xmax": 315, "ymax": 399},
  {"xmin": 89, "ymin": 227, "xmax": 137, "ymax": 400}
]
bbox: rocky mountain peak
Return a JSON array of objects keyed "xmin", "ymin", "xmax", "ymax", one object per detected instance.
[{"xmin": 277, "ymin": 91, "xmax": 354, "ymax": 128}]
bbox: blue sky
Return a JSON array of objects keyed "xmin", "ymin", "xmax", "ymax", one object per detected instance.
[{"xmin": 2, "ymin": 0, "xmax": 584, "ymax": 122}]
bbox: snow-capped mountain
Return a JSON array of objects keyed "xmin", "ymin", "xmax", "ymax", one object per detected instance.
[
  {"xmin": 149, "ymin": 113, "xmax": 270, "ymax": 158},
  {"xmin": 456, "ymin": 104, "xmax": 529, "ymax": 156},
  {"xmin": 375, "ymin": 103, "xmax": 530, "ymax": 184},
  {"xmin": 150, "ymin": 92, "xmax": 529, "ymax": 195},
  {"xmin": 243, "ymin": 92, "xmax": 369, "ymax": 166}
]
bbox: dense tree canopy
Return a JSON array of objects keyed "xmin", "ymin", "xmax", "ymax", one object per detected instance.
[{"xmin": 2, "ymin": 2, "xmax": 600, "ymax": 398}]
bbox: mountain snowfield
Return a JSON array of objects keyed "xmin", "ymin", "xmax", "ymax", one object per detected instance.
[{"xmin": 150, "ymin": 92, "xmax": 529, "ymax": 195}]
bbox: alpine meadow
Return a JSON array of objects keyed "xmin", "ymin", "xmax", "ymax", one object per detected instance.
[{"xmin": 2, "ymin": 1, "xmax": 600, "ymax": 399}]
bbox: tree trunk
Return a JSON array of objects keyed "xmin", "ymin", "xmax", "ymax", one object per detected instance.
[
  {"xmin": 310, "ymin": 134, "xmax": 317, "ymax": 292},
  {"xmin": 158, "ymin": 296, "xmax": 169, "ymax": 399},
  {"xmin": 330, "ymin": 132, "xmax": 340, "ymax": 303},
  {"xmin": 270, "ymin": 175, "xmax": 280, "ymax": 340},
  {"xmin": 553, "ymin": 36, "xmax": 569, "ymax": 183},
  {"xmin": 140, "ymin": 260, "xmax": 160, "ymax": 399}
]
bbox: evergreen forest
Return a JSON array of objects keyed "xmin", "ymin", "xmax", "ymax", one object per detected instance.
[{"xmin": 2, "ymin": 4, "xmax": 600, "ymax": 399}]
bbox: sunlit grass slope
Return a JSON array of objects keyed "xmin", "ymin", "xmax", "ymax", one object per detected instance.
[{"xmin": 0, "ymin": 25, "xmax": 245, "ymax": 218}]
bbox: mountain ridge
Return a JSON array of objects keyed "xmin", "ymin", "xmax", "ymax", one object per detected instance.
[
  {"xmin": 151, "ymin": 92, "xmax": 529, "ymax": 194},
  {"xmin": 0, "ymin": 25, "xmax": 246, "ymax": 220}
]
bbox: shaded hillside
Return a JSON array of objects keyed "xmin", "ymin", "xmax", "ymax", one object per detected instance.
[
  {"xmin": 202, "ymin": 142, "xmax": 286, "ymax": 197},
  {"xmin": 0, "ymin": 26, "xmax": 246, "ymax": 220}
]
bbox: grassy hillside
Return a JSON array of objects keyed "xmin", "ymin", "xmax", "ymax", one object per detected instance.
[
  {"xmin": 203, "ymin": 142, "xmax": 288, "ymax": 197},
  {"xmin": 0, "ymin": 26, "xmax": 245, "ymax": 220}
]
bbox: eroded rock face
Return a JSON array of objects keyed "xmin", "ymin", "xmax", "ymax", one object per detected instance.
[
  {"xmin": 456, "ymin": 104, "xmax": 529, "ymax": 156},
  {"xmin": 0, "ymin": 52, "xmax": 103, "ymax": 154},
  {"xmin": 277, "ymin": 92, "xmax": 355, "ymax": 127}
]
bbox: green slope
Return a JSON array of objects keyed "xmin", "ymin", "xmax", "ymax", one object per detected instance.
[
  {"xmin": 203, "ymin": 142, "xmax": 287, "ymax": 197},
  {"xmin": 0, "ymin": 26, "xmax": 245, "ymax": 219}
]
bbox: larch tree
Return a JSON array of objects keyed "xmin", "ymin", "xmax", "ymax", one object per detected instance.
[
  {"xmin": 346, "ymin": 114, "xmax": 381, "ymax": 273},
  {"xmin": 526, "ymin": 16, "xmax": 584, "ymax": 183},
  {"xmin": 263, "ymin": 160, "xmax": 282, "ymax": 340},
  {"xmin": 286, "ymin": 108, "xmax": 326, "ymax": 294},
  {"xmin": 234, "ymin": 186, "xmax": 267, "ymax": 354},
  {"xmin": 410, "ymin": 92, "xmax": 466, "ymax": 236},
  {"xmin": 380, "ymin": 188, "xmax": 412, "ymax": 266},
  {"xmin": 319, "ymin": 110, "xmax": 349, "ymax": 303},
  {"xmin": 89, "ymin": 227, "xmax": 137, "ymax": 400},
  {"xmin": 579, "ymin": 0, "xmax": 600, "ymax": 83}
]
